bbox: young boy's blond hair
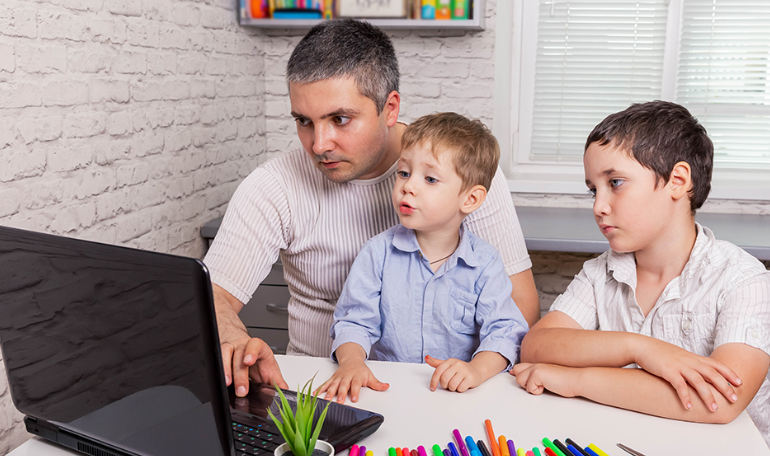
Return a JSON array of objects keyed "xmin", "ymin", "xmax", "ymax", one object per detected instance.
[{"xmin": 401, "ymin": 112, "xmax": 500, "ymax": 192}]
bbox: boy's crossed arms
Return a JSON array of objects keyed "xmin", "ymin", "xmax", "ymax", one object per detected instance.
[{"xmin": 514, "ymin": 309, "xmax": 770, "ymax": 424}]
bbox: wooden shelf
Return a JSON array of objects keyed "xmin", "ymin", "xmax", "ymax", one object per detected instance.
[{"xmin": 237, "ymin": 1, "xmax": 485, "ymax": 31}]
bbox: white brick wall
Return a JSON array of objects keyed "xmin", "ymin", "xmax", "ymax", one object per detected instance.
[
  {"xmin": 0, "ymin": 0, "xmax": 266, "ymax": 451},
  {"xmin": 1, "ymin": 0, "xmax": 768, "ymax": 453}
]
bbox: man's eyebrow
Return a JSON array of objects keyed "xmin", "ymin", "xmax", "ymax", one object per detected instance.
[
  {"xmin": 602, "ymin": 168, "xmax": 619, "ymax": 176},
  {"xmin": 290, "ymin": 108, "xmax": 360, "ymax": 119}
]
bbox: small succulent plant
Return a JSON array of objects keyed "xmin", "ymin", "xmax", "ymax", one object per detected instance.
[{"xmin": 268, "ymin": 376, "xmax": 331, "ymax": 456}]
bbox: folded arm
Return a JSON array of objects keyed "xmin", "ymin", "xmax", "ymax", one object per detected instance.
[{"xmin": 514, "ymin": 342, "xmax": 769, "ymax": 424}]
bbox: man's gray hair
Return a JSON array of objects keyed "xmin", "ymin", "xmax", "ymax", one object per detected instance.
[{"xmin": 287, "ymin": 19, "xmax": 400, "ymax": 114}]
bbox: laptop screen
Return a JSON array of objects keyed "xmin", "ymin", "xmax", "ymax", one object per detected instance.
[{"xmin": 0, "ymin": 226, "xmax": 231, "ymax": 456}]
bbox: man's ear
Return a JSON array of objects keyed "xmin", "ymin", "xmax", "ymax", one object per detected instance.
[
  {"xmin": 669, "ymin": 161, "xmax": 692, "ymax": 201},
  {"xmin": 383, "ymin": 90, "xmax": 400, "ymax": 128},
  {"xmin": 461, "ymin": 185, "xmax": 487, "ymax": 215}
]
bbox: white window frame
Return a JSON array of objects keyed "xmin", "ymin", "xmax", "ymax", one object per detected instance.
[{"xmin": 493, "ymin": 0, "xmax": 770, "ymax": 201}]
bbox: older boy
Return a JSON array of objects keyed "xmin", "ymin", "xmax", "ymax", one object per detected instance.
[
  {"xmin": 319, "ymin": 113, "xmax": 529, "ymax": 403},
  {"xmin": 512, "ymin": 101, "xmax": 770, "ymax": 445}
]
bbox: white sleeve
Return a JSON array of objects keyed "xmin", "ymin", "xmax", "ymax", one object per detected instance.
[
  {"xmin": 203, "ymin": 167, "xmax": 290, "ymax": 305},
  {"xmin": 549, "ymin": 258, "xmax": 602, "ymax": 330},
  {"xmin": 464, "ymin": 167, "xmax": 532, "ymax": 276}
]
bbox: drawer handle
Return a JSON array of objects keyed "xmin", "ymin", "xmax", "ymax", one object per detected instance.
[{"xmin": 266, "ymin": 303, "xmax": 288, "ymax": 313}]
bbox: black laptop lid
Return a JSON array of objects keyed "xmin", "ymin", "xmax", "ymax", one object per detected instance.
[{"xmin": 0, "ymin": 226, "xmax": 232, "ymax": 456}]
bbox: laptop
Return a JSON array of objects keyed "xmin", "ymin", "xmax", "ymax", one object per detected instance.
[{"xmin": 0, "ymin": 225, "xmax": 384, "ymax": 456}]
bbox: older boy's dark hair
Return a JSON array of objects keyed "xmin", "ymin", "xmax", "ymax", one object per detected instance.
[
  {"xmin": 585, "ymin": 101, "xmax": 713, "ymax": 213},
  {"xmin": 402, "ymin": 112, "xmax": 500, "ymax": 192},
  {"xmin": 286, "ymin": 19, "xmax": 399, "ymax": 114}
]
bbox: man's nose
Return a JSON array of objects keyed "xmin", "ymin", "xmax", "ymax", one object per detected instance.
[{"xmin": 312, "ymin": 124, "xmax": 334, "ymax": 155}]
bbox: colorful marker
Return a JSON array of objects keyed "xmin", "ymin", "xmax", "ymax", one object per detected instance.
[
  {"xmin": 543, "ymin": 449, "xmax": 558, "ymax": 456},
  {"xmin": 566, "ymin": 445, "xmax": 583, "ymax": 456},
  {"xmin": 564, "ymin": 441, "xmax": 589, "ymax": 456},
  {"xmin": 366, "ymin": 451, "xmax": 373, "ymax": 456},
  {"xmin": 506, "ymin": 440, "xmax": 516, "ymax": 456},
  {"xmin": 586, "ymin": 445, "xmax": 608, "ymax": 456},
  {"xmin": 390, "ymin": 448, "xmax": 398, "ymax": 456},
  {"xmin": 526, "ymin": 452, "xmax": 534, "ymax": 456},
  {"xmin": 582, "ymin": 449, "xmax": 599, "ymax": 456},
  {"xmin": 418, "ymin": 446, "xmax": 429, "ymax": 456},
  {"xmin": 541, "ymin": 439, "xmax": 565, "ymax": 456},
  {"xmin": 465, "ymin": 437, "xmax": 480, "ymax": 455},
  {"xmin": 484, "ymin": 420, "xmax": 501, "ymax": 456},
  {"xmin": 516, "ymin": 449, "xmax": 526, "ymax": 456},
  {"xmin": 532, "ymin": 449, "xmax": 542, "ymax": 456},
  {"xmin": 403, "ymin": 448, "xmax": 411, "ymax": 456},
  {"xmin": 552, "ymin": 440, "xmax": 570, "ymax": 456},
  {"xmin": 350, "ymin": 445, "xmax": 360, "ymax": 456},
  {"xmin": 433, "ymin": 444, "xmax": 444, "ymax": 456},
  {"xmin": 453, "ymin": 429, "xmax": 471, "ymax": 456},
  {"xmin": 470, "ymin": 450, "xmax": 482, "ymax": 456},
  {"xmin": 444, "ymin": 450, "xmax": 451, "ymax": 456},
  {"xmin": 449, "ymin": 442, "xmax": 461, "ymax": 456},
  {"xmin": 498, "ymin": 436, "xmax": 509, "ymax": 456},
  {"xmin": 412, "ymin": 449, "xmax": 419, "ymax": 456},
  {"xmin": 477, "ymin": 440, "xmax": 491, "ymax": 456},
  {"xmin": 359, "ymin": 446, "xmax": 366, "ymax": 456}
]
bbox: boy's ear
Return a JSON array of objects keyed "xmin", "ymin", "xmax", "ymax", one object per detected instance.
[
  {"xmin": 669, "ymin": 161, "xmax": 692, "ymax": 201},
  {"xmin": 461, "ymin": 185, "xmax": 487, "ymax": 215}
]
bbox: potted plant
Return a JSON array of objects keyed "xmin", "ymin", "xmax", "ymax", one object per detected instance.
[{"xmin": 269, "ymin": 376, "xmax": 333, "ymax": 456}]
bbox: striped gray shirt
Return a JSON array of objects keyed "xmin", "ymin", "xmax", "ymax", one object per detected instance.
[
  {"xmin": 551, "ymin": 223, "xmax": 770, "ymax": 446},
  {"xmin": 204, "ymin": 149, "xmax": 532, "ymax": 358}
]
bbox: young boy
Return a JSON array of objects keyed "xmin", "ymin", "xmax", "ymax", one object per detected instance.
[
  {"xmin": 318, "ymin": 112, "xmax": 529, "ymax": 403},
  {"xmin": 512, "ymin": 101, "xmax": 770, "ymax": 445}
]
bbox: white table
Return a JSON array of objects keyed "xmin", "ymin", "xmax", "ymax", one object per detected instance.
[{"xmin": 9, "ymin": 355, "xmax": 770, "ymax": 456}]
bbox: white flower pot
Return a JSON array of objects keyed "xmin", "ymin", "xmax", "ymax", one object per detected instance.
[{"xmin": 274, "ymin": 440, "xmax": 335, "ymax": 456}]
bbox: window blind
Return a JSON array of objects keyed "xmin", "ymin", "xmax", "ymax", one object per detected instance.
[
  {"xmin": 677, "ymin": 1, "xmax": 770, "ymax": 165},
  {"xmin": 530, "ymin": 0, "xmax": 669, "ymax": 162}
]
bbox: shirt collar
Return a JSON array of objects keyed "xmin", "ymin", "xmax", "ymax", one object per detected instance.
[
  {"xmin": 391, "ymin": 223, "xmax": 479, "ymax": 269},
  {"xmin": 605, "ymin": 222, "xmax": 714, "ymax": 292}
]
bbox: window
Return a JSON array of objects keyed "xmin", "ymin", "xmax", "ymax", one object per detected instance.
[{"xmin": 498, "ymin": 0, "xmax": 770, "ymax": 200}]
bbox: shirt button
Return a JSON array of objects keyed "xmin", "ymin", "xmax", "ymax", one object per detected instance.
[
  {"xmin": 750, "ymin": 329, "xmax": 759, "ymax": 338},
  {"xmin": 682, "ymin": 321, "xmax": 692, "ymax": 331}
]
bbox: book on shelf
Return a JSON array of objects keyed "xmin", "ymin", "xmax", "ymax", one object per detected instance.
[{"xmin": 241, "ymin": 0, "xmax": 472, "ymax": 21}]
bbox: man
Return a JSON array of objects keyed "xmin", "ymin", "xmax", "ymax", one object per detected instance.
[{"xmin": 204, "ymin": 19, "xmax": 539, "ymax": 397}]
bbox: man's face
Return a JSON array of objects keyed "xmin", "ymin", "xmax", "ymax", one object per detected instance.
[
  {"xmin": 289, "ymin": 77, "xmax": 398, "ymax": 183},
  {"xmin": 584, "ymin": 141, "xmax": 675, "ymax": 253}
]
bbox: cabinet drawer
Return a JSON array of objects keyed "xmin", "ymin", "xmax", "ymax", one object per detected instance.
[
  {"xmin": 246, "ymin": 327, "xmax": 289, "ymax": 355},
  {"xmin": 240, "ymin": 285, "xmax": 290, "ymax": 329}
]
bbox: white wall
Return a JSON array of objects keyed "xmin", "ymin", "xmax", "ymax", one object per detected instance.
[
  {"xmin": 0, "ymin": 0, "xmax": 267, "ymax": 451},
  {"xmin": 0, "ymin": 0, "xmax": 768, "ymax": 453}
]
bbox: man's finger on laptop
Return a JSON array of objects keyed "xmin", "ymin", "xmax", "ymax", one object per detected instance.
[
  {"xmin": 221, "ymin": 342, "xmax": 235, "ymax": 385},
  {"xmin": 232, "ymin": 345, "xmax": 251, "ymax": 397}
]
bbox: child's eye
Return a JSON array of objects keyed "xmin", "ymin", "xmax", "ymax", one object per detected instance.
[
  {"xmin": 398, "ymin": 171, "xmax": 410, "ymax": 178},
  {"xmin": 294, "ymin": 117, "xmax": 311, "ymax": 127},
  {"xmin": 332, "ymin": 116, "xmax": 351, "ymax": 126},
  {"xmin": 425, "ymin": 176, "xmax": 438, "ymax": 184},
  {"xmin": 610, "ymin": 178, "xmax": 624, "ymax": 188},
  {"xmin": 587, "ymin": 187, "xmax": 597, "ymax": 198}
]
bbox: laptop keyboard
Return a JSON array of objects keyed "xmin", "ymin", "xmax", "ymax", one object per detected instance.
[{"xmin": 232, "ymin": 420, "xmax": 285, "ymax": 456}]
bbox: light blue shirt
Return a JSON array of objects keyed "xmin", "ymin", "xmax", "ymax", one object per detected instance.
[{"xmin": 330, "ymin": 223, "xmax": 528, "ymax": 367}]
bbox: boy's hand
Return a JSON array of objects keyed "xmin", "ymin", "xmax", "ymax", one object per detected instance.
[
  {"xmin": 634, "ymin": 338, "xmax": 742, "ymax": 412},
  {"xmin": 426, "ymin": 355, "xmax": 483, "ymax": 392},
  {"xmin": 510, "ymin": 363, "xmax": 577, "ymax": 397},
  {"xmin": 316, "ymin": 359, "xmax": 389, "ymax": 404}
]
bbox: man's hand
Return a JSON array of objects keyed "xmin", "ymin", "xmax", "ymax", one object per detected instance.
[
  {"xmin": 426, "ymin": 356, "xmax": 483, "ymax": 393},
  {"xmin": 317, "ymin": 343, "xmax": 389, "ymax": 403},
  {"xmin": 633, "ymin": 338, "xmax": 741, "ymax": 412},
  {"xmin": 510, "ymin": 363, "xmax": 578, "ymax": 397},
  {"xmin": 213, "ymin": 284, "xmax": 287, "ymax": 397},
  {"xmin": 221, "ymin": 336, "xmax": 288, "ymax": 397}
]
